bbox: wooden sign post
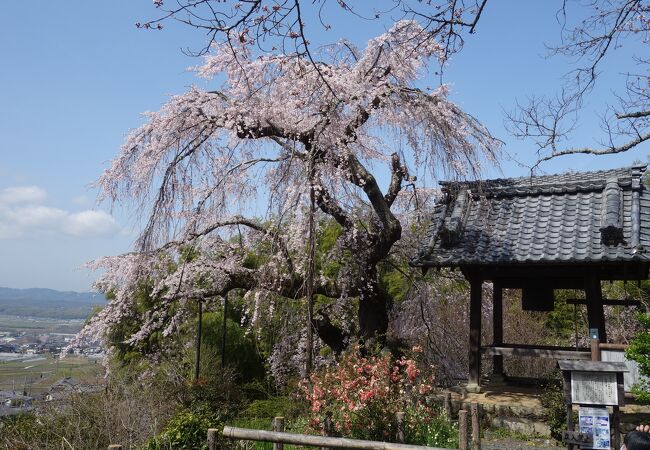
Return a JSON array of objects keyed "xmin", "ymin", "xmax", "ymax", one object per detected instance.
[{"xmin": 557, "ymin": 360, "xmax": 627, "ymax": 450}]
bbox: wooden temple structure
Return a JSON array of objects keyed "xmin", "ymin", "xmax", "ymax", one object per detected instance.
[{"xmin": 411, "ymin": 165, "xmax": 650, "ymax": 391}]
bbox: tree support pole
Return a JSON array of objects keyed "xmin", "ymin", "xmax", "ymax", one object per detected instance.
[
  {"xmin": 221, "ymin": 296, "xmax": 227, "ymax": 367},
  {"xmin": 195, "ymin": 299, "xmax": 203, "ymax": 382}
]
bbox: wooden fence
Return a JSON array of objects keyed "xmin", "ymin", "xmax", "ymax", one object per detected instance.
[
  {"xmin": 106, "ymin": 402, "xmax": 482, "ymax": 450},
  {"xmin": 214, "ymin": 403, "xmax": 480, "ymax": 450}
]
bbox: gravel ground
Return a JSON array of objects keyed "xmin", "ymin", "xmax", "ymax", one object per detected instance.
[
  {"xmin": 479, "ymin": 430, "xmax": 565, "ymax": 450},
  {"xmin": 481, "ymin": 437, "xmax": 565, "ymax": 450}
]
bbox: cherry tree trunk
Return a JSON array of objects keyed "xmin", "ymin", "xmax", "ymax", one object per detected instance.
[{"xmin": 357, "ymin": 271, "xmax": 390, "ymax": 348}]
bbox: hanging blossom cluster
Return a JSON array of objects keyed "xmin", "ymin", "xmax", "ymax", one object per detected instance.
[
  {"xmin": 68, "ymin": 236, "xmax": 254, "ymax": 353},
  {"xmin": 96, "ymin": 19, "xmax": 497, "ymax": 250}
]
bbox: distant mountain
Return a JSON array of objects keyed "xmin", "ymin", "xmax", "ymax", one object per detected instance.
[{"xmin": 0, "ymin": 287, "xmax": 105, "ymax": 319}]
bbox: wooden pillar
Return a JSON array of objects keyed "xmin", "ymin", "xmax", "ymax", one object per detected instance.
[
  {"xmin": 273, "ymin": 417, "xmax": 285, "ymax": 450},
  {"xmin": 207, "ymin": 428, "xmax": 218, "ymax": 450},
  {"xmin": 590, "ymin": 338, "xmax": 601, "ymax": 362},
  {"xmin": 468, "ymin": 275, "xmax": 482, "ymax": 391},
  {"xmin": 471, "ymin": 402, "xmax": 481, "ymax": 450},
  {"xmin": 396, "ymin": 411, "xmax": 405, "ymax": 443},
  {"xmin": 612, "ymin": 406, "xmax": 621, "ymax": 450},
  {"xmin": 585, "ymin": 275, "xmax": 607, "ymax": 343},
  {"xmin": 459, "ymin": 409, "xmax": 469, "ymax": 450},
  {"xmin": 492, "ymin": 281, "xmax": 504, "ymax": 379}
]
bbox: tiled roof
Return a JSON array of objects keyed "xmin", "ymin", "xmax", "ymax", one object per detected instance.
[{"xmin": 412, "ymin": 165, "xmax": 650, "ymax": 267}]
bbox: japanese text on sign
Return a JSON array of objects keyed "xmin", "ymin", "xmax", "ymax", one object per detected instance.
[{"xmin": 571, "ymin": 371, "xmax": 618, "ymax": 405}]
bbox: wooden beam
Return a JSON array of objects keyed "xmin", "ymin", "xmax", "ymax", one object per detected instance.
[
  {"xmin": 492, "ymin": 276, "xmax": 585, "ymax": 290},
  {"xmin": 465, "ymin": 262, "xmax": 650, "ymax": 284},
  {"xmin": 599, "ymin": 343, "xmax": 629, "ymax": 351},
  {"xmin": 566, "ymin": 298, "xmax": 641, "ymax": 307},
  {"xmin": 481, "ymin": 345, "xmax": 591, "ymax": 360},
  {"xmin": 483, "ymin": 343, "xmax": 590, "ymax": 351}
]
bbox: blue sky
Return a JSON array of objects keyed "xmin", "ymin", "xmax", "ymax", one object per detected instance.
[{"xmin": 0, "ymin": 1, "xmax": 647, "ymax": 291}]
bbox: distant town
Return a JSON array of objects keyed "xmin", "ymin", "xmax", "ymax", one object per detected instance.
[{"xmin": 0, "ymin": 287, "xmax": 105, "ymax": 417}]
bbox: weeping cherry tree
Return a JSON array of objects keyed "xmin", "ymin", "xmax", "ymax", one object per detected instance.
[{"xmin": 76, "ymin": 20, "xmax": 499, "ymax": 363}]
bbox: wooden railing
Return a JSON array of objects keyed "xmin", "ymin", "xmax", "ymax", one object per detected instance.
[
  {"xmin": 211, "ymin": 404, "xmax": 481, "ymax": 450},
  {"xmin": 107, "ymin": 403, "xmax": 484, "ymax": 450},
  {"xmin": 481, "ymin": 344, "xmax": 591, "ymax": 360},
  {"xmin": 482, "ymin": 340, "xmax": 629, "ymax": 361},
  {"xmin": 219, "ymin": 426, "xmax": 447, "ymax": 449}
]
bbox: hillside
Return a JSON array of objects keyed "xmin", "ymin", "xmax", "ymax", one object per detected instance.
[{"xmin": 0, "ymin": 287, "xmax": 104, "ymax": 319}]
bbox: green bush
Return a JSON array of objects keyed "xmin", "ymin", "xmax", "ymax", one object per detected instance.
[
  {"xmin": 143, "ymin": 407, "xmax": 225, "ymax": 450},
  {"xmin": 540, "ymin": 375, "xmax": 567, "ymax": 441},
  {"xmin": 404, "ymin": 408, "xmax": 458, "ymax": 448},
  {"xmin": 200, "ymin": 311, "xmax": 265, "ymax": 381},
  {"xmin": 241, "ymin": 397, "xmax": 303, "ymax": 419},
  {"xmin": 626, "ymin": 312, "xmax": 650, "ymax": 403}
]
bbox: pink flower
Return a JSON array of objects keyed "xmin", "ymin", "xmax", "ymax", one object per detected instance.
[
  {"xmin": 359, "ymin": 389, "xmax": 375, "ymax": 401},
  {"xmin": 405, "ymin": 359, "xmax": 420, "ymax": 381}
]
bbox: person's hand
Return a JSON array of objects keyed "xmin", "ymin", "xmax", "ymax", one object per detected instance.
[{"xmin": 636, "ymin": 424, "xmax": 650, "ymax": 433}]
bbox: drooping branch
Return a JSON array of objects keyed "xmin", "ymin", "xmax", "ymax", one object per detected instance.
[
  {"xmin": 311, "ymin": 180, "xmax": 353, "ymax": 230},
  {"xmin": 533, "ymin": 131, "xmax": 650, "ymax": 169},
  {"xmin": 385, "ymin": 153, "xmax": 412, "ymax": 207},
  {"xmin": 187, "ymin": 216, "xmax": 295, "ymax": 275},
  {"xmin": 506, "ymin": 0, "xmax": 649, "ymax": 166},
  {"xmin": 140, "ymin": 0, "xmax": 490, "ymax": 60}
]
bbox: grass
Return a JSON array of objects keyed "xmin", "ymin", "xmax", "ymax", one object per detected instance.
[
  {"xmin": 486, "ymin": 427, "xmax": 545, "ymax": 442},
  {"xmin": 0, "ymin": 314, "xmax": 83, "ymax": 333},
  {"xmin": 0, "ymin": 355, "xmax": 102, "ymax": 395},
  {"xmin": 230, "ymin": 416, "xmax": 309, "ymax": 450}
]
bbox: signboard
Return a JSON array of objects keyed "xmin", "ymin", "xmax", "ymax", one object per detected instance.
[
  {"xmin": 571, "ymin": 371, "xmax": 618, "ymax": 405},
  {"xmin": 579, "ymin": 407, "xmax": 611, "ymax": 450}
]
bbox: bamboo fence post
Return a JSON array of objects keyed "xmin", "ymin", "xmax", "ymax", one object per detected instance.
[
  {"xmin": 471, "ymin": 403, "xmax": 480, "ymax": 450},
  {"xmin": 459, "ymin": 409, "xmax": 468, "ymax": 450},
  {"xmin": 396, "ymin": 411, "xmax": 405, "ymax": 443},
  {"xmin": 207, "ymin": 428, "xmax": 218, "ymax": 450},
  {"xmin": 273, "ymin": 417, "xmax": 285, "ymax": 450},
  {"xmin": 444, "ymin": 392, "xmax": 452, "ymax": 418},
  {"xmin": 323, "ymin": 411, "xmax": 334, "ymax": 450}
]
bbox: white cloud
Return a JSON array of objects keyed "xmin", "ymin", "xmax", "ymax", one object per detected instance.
[
  {"xmin": 0, "ymin": 186, "xmax": 120, "ymax": 239},
  {"xmin": 64, "ymin": 210, "xmax": 120, "ymax": 237},
  {"xmin": 72, "ymin": 195, "xmax": 91, "ymax": 206},
  {"xmin": 9, "ymin": 205, "xmax": 67, "ymax": 228},
  {"xmin": 0, "ymin": 186, "xmax": 47, "ymax": 204}
]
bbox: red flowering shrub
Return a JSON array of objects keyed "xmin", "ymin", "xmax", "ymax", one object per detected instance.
[{"xmin": 300, "ymin": 345, "xmax": 440, "ymax": 443}]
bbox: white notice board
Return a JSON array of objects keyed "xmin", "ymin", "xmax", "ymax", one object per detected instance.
[
  {"xmin": 571, "ymin": 371, "xmax": 618, "ymax": 405},
  {"xmin": 579, "ymin": 407, "xmax": 611, "ymax": 450}
]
